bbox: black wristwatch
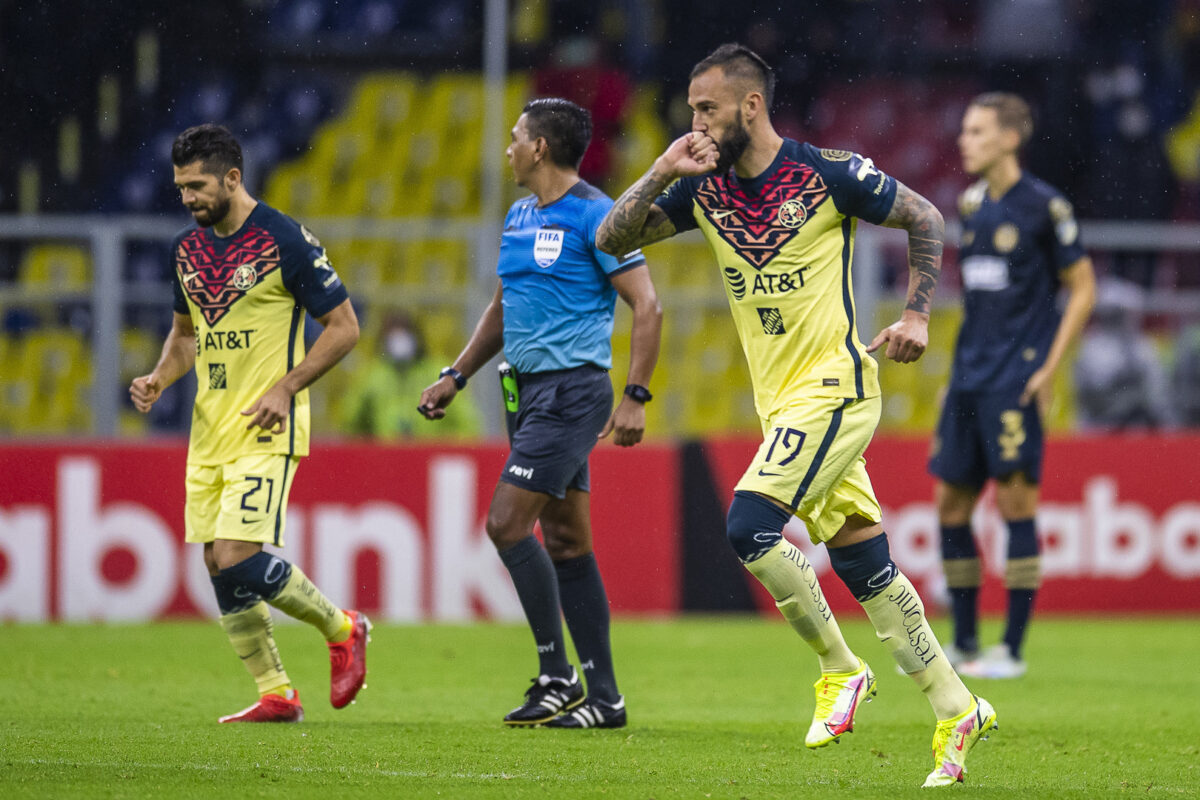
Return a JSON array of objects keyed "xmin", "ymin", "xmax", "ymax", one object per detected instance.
[
  {"xmin": 439, "ymin": 366, "xmax": 467, "ymax": 390},
  {"xmin": 624, "ymin": 384, "xmax": 653, "ymax": 404}
]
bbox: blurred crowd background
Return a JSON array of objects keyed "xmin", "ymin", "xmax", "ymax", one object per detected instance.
[{"xmin": 2, "ymin": 0, "xmax": 1199, "ymax": 440}]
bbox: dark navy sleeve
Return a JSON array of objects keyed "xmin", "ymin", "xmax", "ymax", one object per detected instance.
[
  {"xmin": 170, "ymin": 232, "xmax": 188, "ymax": 314},
  {"xmin": 808, "ymin": 146, "xmax": 898, "ymax": 225},
  {"xmin": 1045, "ymin": 192, "xmax": 1087, "ymax": 271},
  {"xmin": 276, "ymin": 217, "xmax": 349, "ymax": 318},
  {"xmin": 654, "ymin": 176, "xmax": 700, "ymax": 233}
]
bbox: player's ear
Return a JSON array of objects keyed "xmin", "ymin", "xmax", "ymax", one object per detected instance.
[
  {"xmin": 223, "ymin": 167, "xmax": 242, "ymax": 191},
  {"xmin": 744, "ymin": 91, "xmax": 764, "ymax": 123},
  {"xmin": 1002, "ymin": 126, "xmax": 1022, "ymax": 155}
]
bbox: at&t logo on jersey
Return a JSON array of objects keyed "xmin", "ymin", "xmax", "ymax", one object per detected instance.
[
  {"xmin": 725, "ymin": 267, "xmax": 747, "ymax": 299},
  {"xmin": 533, "ymin": 227, "xmax": 564, "ymax": 268},
  {"xmin": 726, "ymin": 265, "xmax": 811, "ymax": 300}
]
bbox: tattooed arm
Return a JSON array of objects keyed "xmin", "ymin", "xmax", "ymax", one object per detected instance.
[
  {"xmin": 866, "ymin": 182, "xmax": 945, "ymax": 364},
  {"xmin": 595, "ymin": 168, "xmax": 679, "ymax": 256},
  {"xmin": 596, "ymin": 132, "xmax": 718, "ymax": 255}
]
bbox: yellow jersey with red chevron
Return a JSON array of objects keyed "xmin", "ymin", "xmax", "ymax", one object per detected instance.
[
  {"xmin": 171, "ymin": 202, "xmax": 348, "ymax": 465},
  {"xmin": 656, "ymin": 139, "xmax": 897, "ymax": 418}
]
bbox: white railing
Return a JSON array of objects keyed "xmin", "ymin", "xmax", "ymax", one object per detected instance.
[{"xmin": 1, "ymin": 214, "xmax": 1198, "ymax": 436}]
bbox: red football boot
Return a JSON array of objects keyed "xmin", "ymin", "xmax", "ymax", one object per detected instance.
[
  {"xmin": 218, "ymin": 689, "xmax": 304, "ymax": 723},
  {"xmin": 328, "ymin": 610, "xmax": 371, "ymax": 709}
]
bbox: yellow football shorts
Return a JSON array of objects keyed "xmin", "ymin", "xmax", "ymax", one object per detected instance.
[
  {"xmin": 735, "ymin": 395, "xmax": 883, "ymax": 544},
  {"xmin": 184, "ymin": 453, "xmax": 301, "ymax": 546}
]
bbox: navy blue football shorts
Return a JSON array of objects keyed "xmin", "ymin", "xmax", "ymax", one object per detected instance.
[
  {"xmin": 500, "ymin": 364, "xmax": 613, "ymax": 498},
  {"xmin": 928, "ymin": 386, "xmax": 1044, "ymax": 488}
]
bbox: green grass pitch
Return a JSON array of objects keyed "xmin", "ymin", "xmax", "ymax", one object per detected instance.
[{"xmin": 2, "ymin": 616, "xmax": 1197, "ymax": 799}]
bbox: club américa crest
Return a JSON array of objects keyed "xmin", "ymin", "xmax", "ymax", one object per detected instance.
[
  {"xmin": 230, "ymin": 263, "xmax": 259, "ymax": 290},
  {"xmin": 777, "ymin": 199, "xmax": 807, "ymax": 229}
]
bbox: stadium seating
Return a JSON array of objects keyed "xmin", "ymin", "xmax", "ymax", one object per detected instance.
[
  {"xmin": 0, "ymin": 66, "xmax": 1098, "ymax": 437},
  {"xmin": 19, "ymin": 243, "xmax": 91, "ymax": 292}
]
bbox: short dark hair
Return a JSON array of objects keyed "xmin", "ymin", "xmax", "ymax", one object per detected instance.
[
  {"xmin": 690, "ymin": 43, "xmax": 776, "ymax": 110},
  {"xmin": 969, "ymin": 92, "xmax": 1034, "ymax": 148},
  {"xmin": 171, "ymin": 123, "xmax": 244, "ymax": 176},
  {"xmin": 521, "ymin": 98, "xmax": 592, "ymax": 170}
]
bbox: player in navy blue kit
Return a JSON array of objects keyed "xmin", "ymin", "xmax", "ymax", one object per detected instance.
[
  {"xmin": 930, "ymin": 93, "xmax": 1095, "ymax": 679},
  {"xmin": 419, "ymin": 98, "xmax": 662, "ymax": 728}
]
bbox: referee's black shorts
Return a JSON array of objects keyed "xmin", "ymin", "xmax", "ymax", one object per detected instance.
[{"xmin": 500, "ymin": 364, "xmax": 612, "ymax": 498}]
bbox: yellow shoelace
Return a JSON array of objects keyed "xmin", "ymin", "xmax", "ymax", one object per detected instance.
[{"xmin": 812, "ymin": 676, "xmax": 840, "ymax": 720}]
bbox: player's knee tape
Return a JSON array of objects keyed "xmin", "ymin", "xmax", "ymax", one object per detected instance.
[
  {"xmin": 941, "ymin": 523, "xmax": 977, "ymax": 560},
  {"xmin": 218, "ymin": 551, "xmax": 293, "ymax": 603},
  {"xmin": 210, "ymin": 572, "xmax": 261, "ymax": 615},
  {"xmin": 943, "ymin": 556, "xmax": 982, "ymax": 589},
  {"xmin": 1006, "ymin": 555, "xmax": 1041, "ymax": 589},
  {"xmin": 828, "ymin": 534, "xmax": 897, "ymax": 602},
  {"xmin": 726, "ymin": 491, "xmax": 792, "ymax": 563}
]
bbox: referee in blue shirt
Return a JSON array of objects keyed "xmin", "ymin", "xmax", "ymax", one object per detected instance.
[{"xmin": 419, "ymin": 98, "xmax": 661, "ymax": 729}]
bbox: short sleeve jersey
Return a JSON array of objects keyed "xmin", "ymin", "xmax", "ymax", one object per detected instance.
[
  {"xmin": 655, "ymin": 140, "xmax": 896, "ymax": 419},
  {"xmin": 951, "ymin": 173, "xmax": 1086, "ymax": 391},
  {"xmin": 171, "ymin": 202, "xmax": 349, "ymax": 465},
  {"xmin": 496, "ymin": 180, "xmax": 645, "ymax": 374}
]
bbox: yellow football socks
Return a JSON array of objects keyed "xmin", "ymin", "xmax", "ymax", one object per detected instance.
[
  {"xmin": 745, "ymin": 541, "xmax": 859, "ymax": 673},
  {"xmin": 860, "ymin": 570, "xmax": 972, "ymax": 719},
  {"xmin": 218, "ymin": 600, "xmax": 291, "ymax": 696},
  {"xmin": 266, "ymin": 565, "xmax": 350, "ymax": 642}
]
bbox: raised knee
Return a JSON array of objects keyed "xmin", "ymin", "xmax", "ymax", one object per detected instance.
[{"xmin": 726, "ymin": 491, "xmax": 792, "ymax": 562}]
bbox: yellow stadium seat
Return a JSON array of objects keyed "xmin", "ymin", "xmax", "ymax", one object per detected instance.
[
  {"xmin": 0, "ymin": 336, "xmax": 27, "ymax": 431},
  {"xmin": 19, "ymin": 244, "xmax": 91, "ymax": 290},
  {"xmin": 649, "ymin": 240, "xmax": 720, "ymax": 289},
  {"xmin": 329, "ymin": 240, "xmax": 390, "ymax": 292},
  {"xmin": 263, "ymin": 163, "xmax": 326, "ymax": 219},
  {"xmin": 410, "ymin": 240, "xmax": 470, "ymax": 288},
  {"xmin": 120, "ymin": 327, "xmax": 159, "ymax": 384},
  {"xmin": 14, "ymin": 329, "xmax": 91, "ymax": 433},
  {"xmin": 349, "ymin": 72, "xmax": 419, "ymax": 133},
  {"xmin": 614, "ymin": 85, "xmax": 670, "ymax": 193},
  {"xmin": 419, "ymin": 306, "xmax": 467, "ymax": 360},
  {"xmin": 430, "ymin": 73, "xmax": 484, "ymax": 128},
  {"xmin": 506, "ymin": 73, "xmax": 532, "ymax": 120}
]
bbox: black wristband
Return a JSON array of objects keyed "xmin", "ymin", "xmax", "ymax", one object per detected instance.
[
  {"xmin": 439, "ymin": 366, "xmax": 467, "ymax": 390},
  {"xmin": 624, "ymin": 383, "xmax": 653, "ymax": 404}
]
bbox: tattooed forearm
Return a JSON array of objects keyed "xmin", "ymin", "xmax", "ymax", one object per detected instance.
[
  {"xmin": 904, "ymin": 235, "xmax": 942, "ymax": 315},
  {"xmin": 882, "ymin": 183, "xmax": 944, "ymax": 316},
  {"xmin": 597, "ymin": 166, "xmax": 678, "ymax": 255}
]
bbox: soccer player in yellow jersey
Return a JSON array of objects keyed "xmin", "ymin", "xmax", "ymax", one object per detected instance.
[
  {"xmin": 130, "ymin": 124, "xmax": 370, "ymax": 723},
  {"xmin": 598, "ymin": 44, "xmax": 996, "ymax": 787}
]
